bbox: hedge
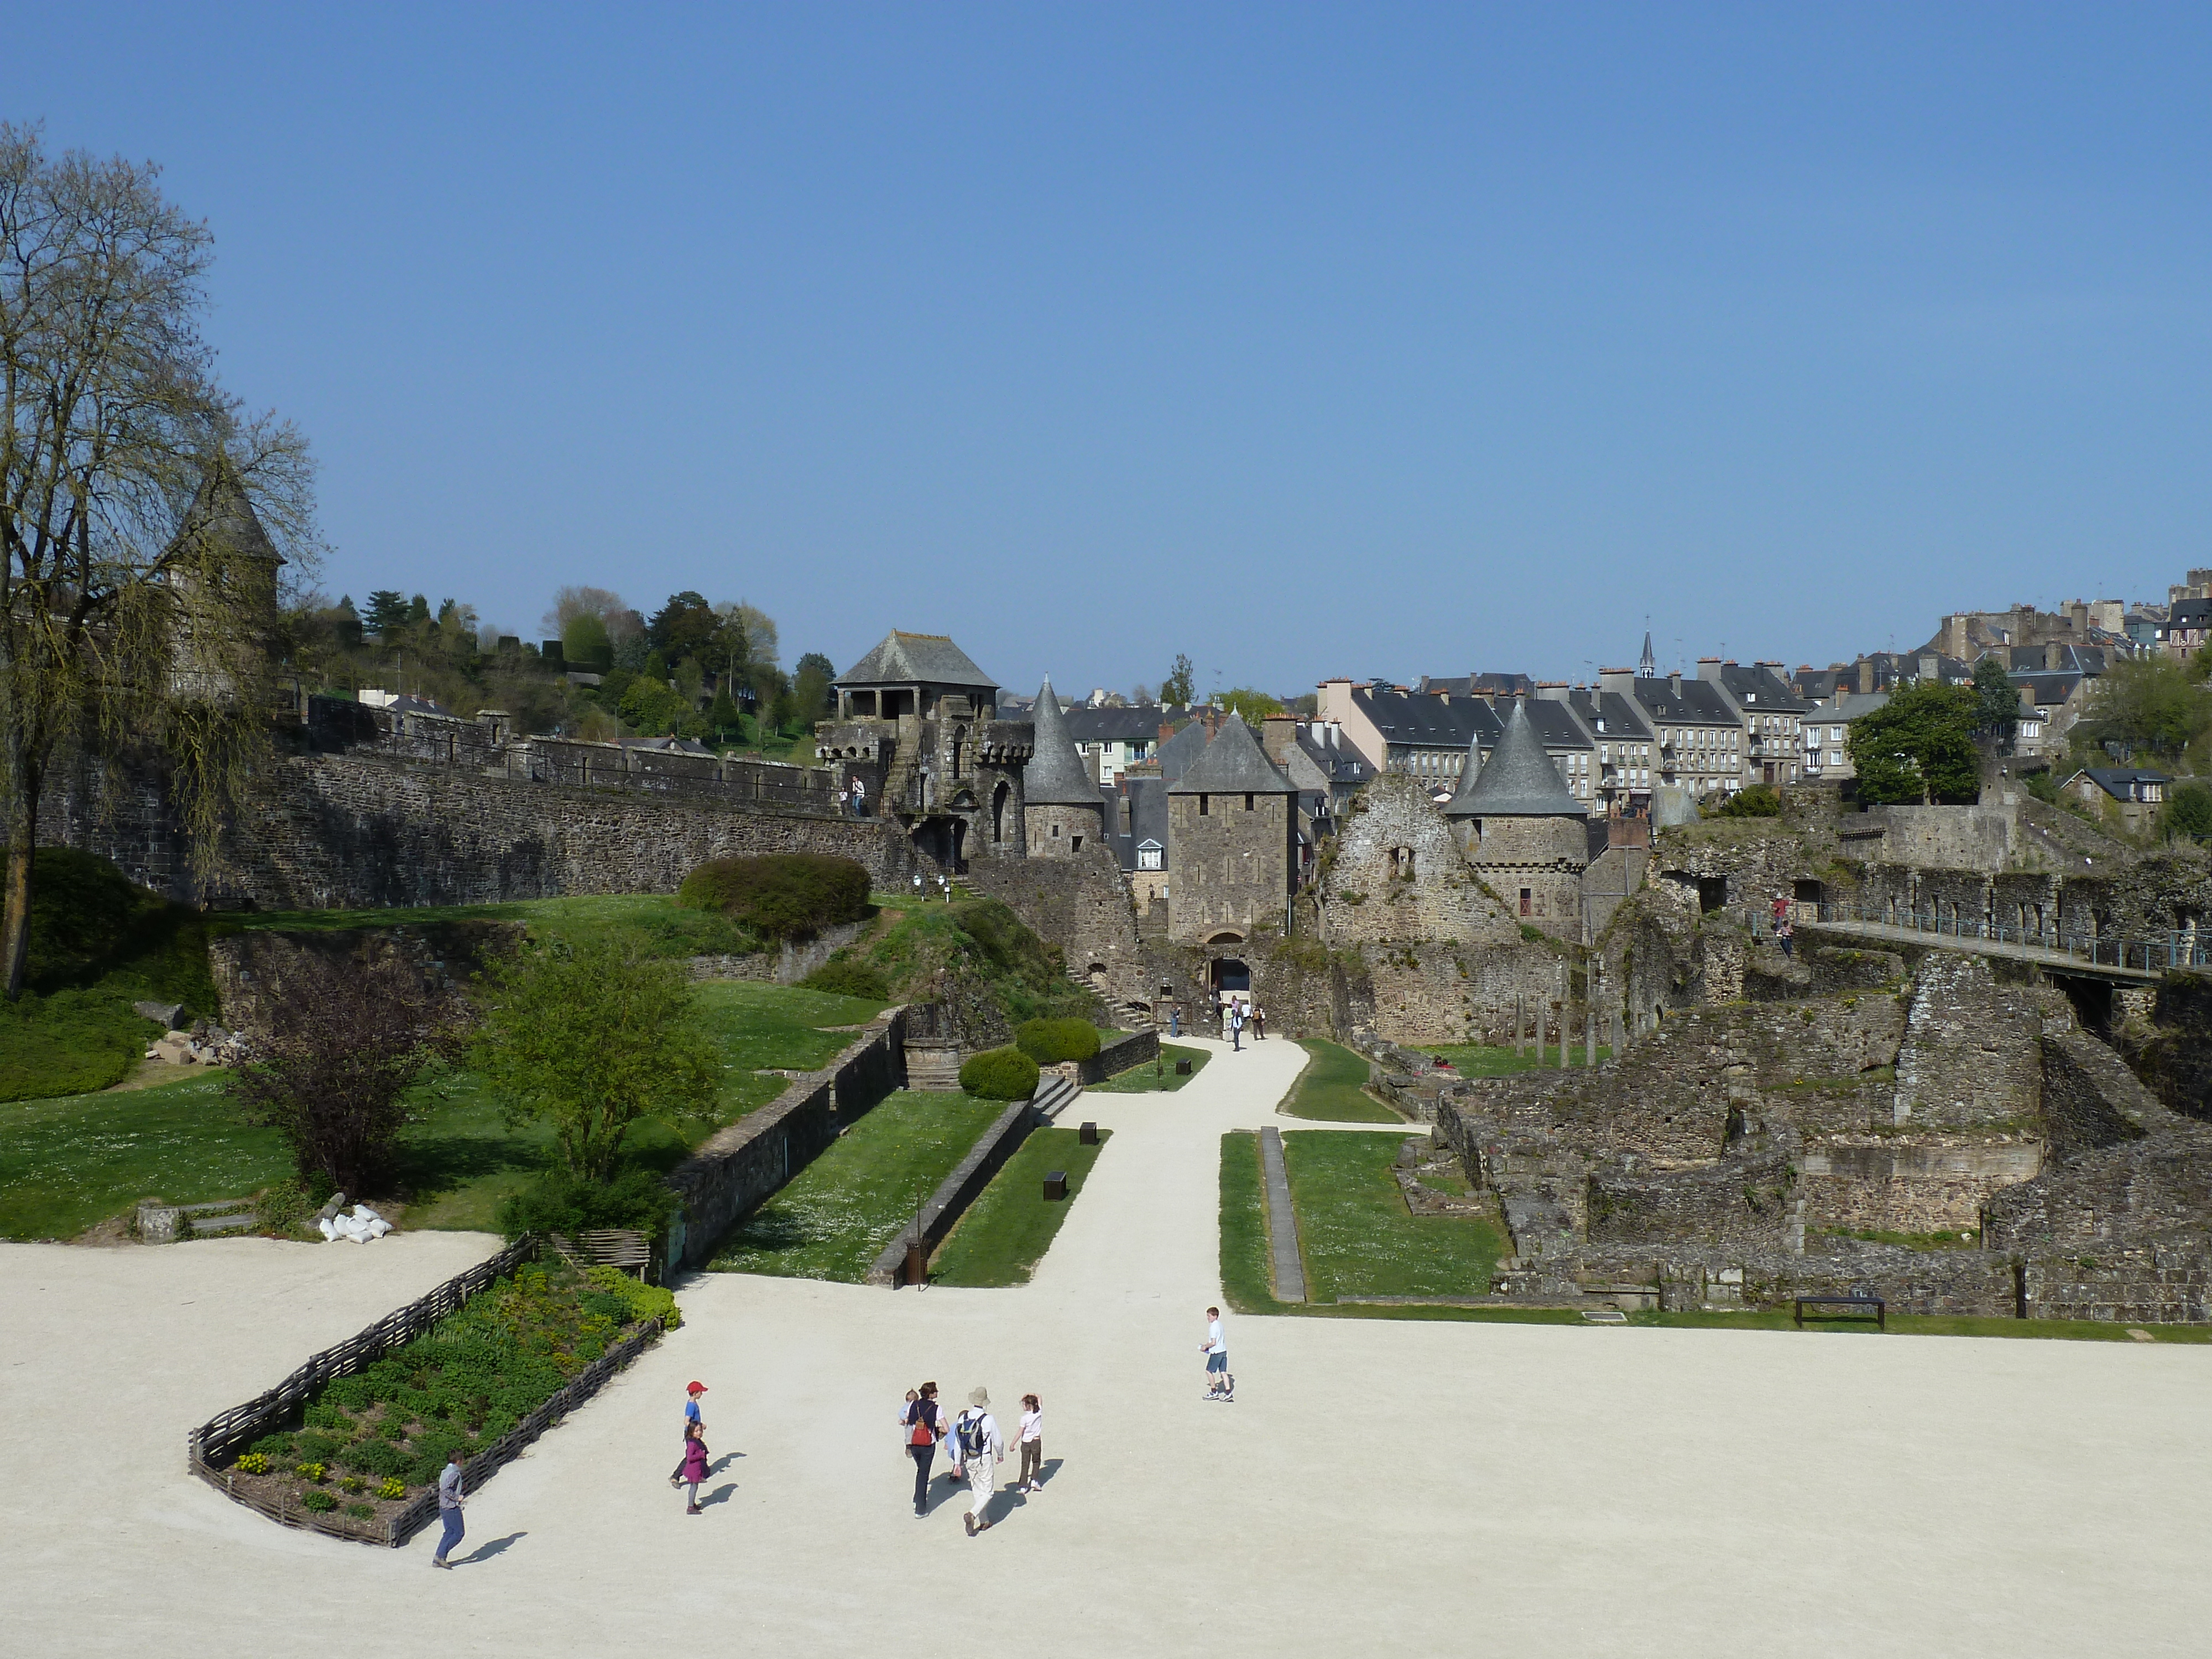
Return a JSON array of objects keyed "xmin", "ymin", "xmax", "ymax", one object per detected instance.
[
  {"xmin": 799, "ymin": 956, "xmax": 890, "ymax": 1001},
  {"xmin": 677, "ymin": 853, "xmax": 871, "ymax": 942},
  {"xmin": 1015, "ymin": 1016, "xmax": 1100, "ymax": 1066},
  {"xmin": 959, "ymin": 1046, "xmax": 1040, "ymax": 1102}
]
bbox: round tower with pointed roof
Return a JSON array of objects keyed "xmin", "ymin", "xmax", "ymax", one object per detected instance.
[
  {"xmin": 1444, "ymin": 698, "xmax": 1588, "ymax": 938},
  {"xmin": 1023, "ymin": 679, "xmax": 1107, "ymax": 858}
]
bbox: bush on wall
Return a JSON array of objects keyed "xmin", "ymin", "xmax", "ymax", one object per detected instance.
[
  {"xmin": 679, "ymin": 853, "xmax": 872, "ymax": 942},
  {"xmin": 1014, "ymin": 1017, "xmax": 1099, "ymax": 1066},
  {"xmin": 959, "ymin": 1046, "xmax": 1040, "ymax": 1101}
]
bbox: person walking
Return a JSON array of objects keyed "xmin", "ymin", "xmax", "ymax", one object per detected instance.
[
  {"xmin": 431, "ymin": 1447, "xmax": 467, "ymax": 1568},
  {"xmin": 1015, "ymin": 1395, "xmax": 1044, "ymax": 1494},
  {"xmin": 1201, "ymin": 1306, "xmax": 1232, "ymax": 1400},
  {"xmin": 1778, "ymin": 916, "xmax": 1795, "ymax": 958},
  {"xmin": 671, "ymin": 1381, "xmax": 707, "ymax": 1485},
  {"xmin": 952, "ymin": 1387, "xmax": 1004, "ymax": 1536},
  {"xmin": 902, "ymin": 1383, "xmax": 946, "ymax": 1517},
  {"xmin": 678, "ymin": 1422, "xmax": 709, "ymax": 1515},
  {"xmin": 1229, "ymin": 1003, "xmax": 1244, "ymax": 1052},
  {"xmin": 1169, "ymin": 1006, "xmax": 1180, "ymax": 1039},
  {"xmin": 1252, "ymin": 1006, "xmax": 1266, "ymax": 1041}
]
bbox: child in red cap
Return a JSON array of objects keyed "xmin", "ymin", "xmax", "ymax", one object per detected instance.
[{"xmin": 670, "ymin": 1382, "xmax": 707, "ymax": 1486}]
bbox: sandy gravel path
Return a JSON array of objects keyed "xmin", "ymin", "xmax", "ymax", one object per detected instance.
[{"xmin": 4, "ymin": 1035, "xmax": 2208, "ymax": 1657}]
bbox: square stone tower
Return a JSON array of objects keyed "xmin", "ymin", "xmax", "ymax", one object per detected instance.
[{"xmin": 1165, "ymin": 714, "xmax": 1297, "ymax": 945}]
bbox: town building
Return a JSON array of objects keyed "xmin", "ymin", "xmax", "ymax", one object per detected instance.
[
  {"xmin": 1567, "ymin": 682, "xmax": 1657, "ymax": 815},
  {"xmin": 1699, "ymin": 660, "xmax": 1814, "ymax": 787},
  {"xmin": 1164, "ymin": 715, "xmax": 1297, "ymax": 947},
  {"xmin": 1600, "ymin": 667, "xmax": 1744, "ymax": 801},
  {"xmin": 1315, "ymin": 677, "xmax": 1497, "ymax": 790},
  {"xmin": 1063, "ymin": 702, "xmax": 1179, "ymax": 784},
  {"xmin": 2059, "ymin": 765, "xmax": 2169, "ymax": 836}
]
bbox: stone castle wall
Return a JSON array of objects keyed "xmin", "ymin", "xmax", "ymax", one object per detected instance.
[{"xmin": 1320, "ymin": 776, "xmax": 1519, "ymax": 945}]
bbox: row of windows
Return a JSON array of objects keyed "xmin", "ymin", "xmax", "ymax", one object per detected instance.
[{"xmin": 1193, "ymin": 794, "xmax": 1259, "ymax": 814}]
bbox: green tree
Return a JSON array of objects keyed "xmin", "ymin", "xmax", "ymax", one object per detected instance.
[
  {"xmin": 1220, "ymin": 687, "xmax": 1284, "ymax": 723},
  {"xmin": 619, "ymin": 675, "xmax": 691, "ymax": 735},
  {"xmin": 1847, "ymin": 683, "xmax": 1981, "ymax": 805},
  {"xmin": 2072, "ymin": 657, "xmax": 2212, "ymax": 762},
  {"xmin": 1712, "ymin": 783, "xmax": 1782, "ymax": 817},
  {"xmin": 1971, "ymin": 656, "xmax": 2018, "ymax": 751},
  {"xmin": 469, "ymin": 941, "xmax": 718, "ymax": 1181},
  {"xmin": 646, "ymin": 590, "xmax": 718, "ymax": 660},
  {"xmin": 1161, "ymin": 654, "xmax": 1196, "ymax": 708},
  {"xmin": 405, "ymin": 593, "xmax": 430, "ymax": 627},
  {"xmin": 2162, "ymin": 781, "xmax": 2212, "ymax": 844},
  {"xmin": 792, "ymin": 651, "xmax": 836, "ymax": 723},
  {"xmin": 0, "ymin": 126, "xmax": 318, "ymax": 998},
  {"xmin": 363, "ymin": 590, "xmax": 409, "ymax": 637}
]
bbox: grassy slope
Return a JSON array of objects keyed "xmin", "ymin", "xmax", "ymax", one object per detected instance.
[
  {"xmin": 1087, "ymin": 1043, "xmax": 1211, "ymax": 1094},
  {"xmin": 709, "ymin": 1091, "xmax": 1003, "ymax": 1282},
  {"xmin": 930, "ymin": 1126, "xmax": 1110, "ymax": 1286},
  {"xmin": 1280, "ymin": 1039, "xmax": 1399, "ymax": 1122},
  {"xmin": 1282, "ymin": 1130, "xmax": 1506, "ymax": 1302},
  {"xmin": 233, "ymin": 893, "xmax": 760, "ymax": 958},
  {"xmin": 0, "ymin": 1073, "xmax": 295, "ymax": 1239},
  {"xmin": 1218, "ymin": 1131, "xmax": 1290, "ymax": 1314}
]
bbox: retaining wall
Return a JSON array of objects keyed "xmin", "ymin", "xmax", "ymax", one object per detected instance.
[{"xmin": 865, "ymin": 1094, "xmax": 1046, "ymax": 1285}]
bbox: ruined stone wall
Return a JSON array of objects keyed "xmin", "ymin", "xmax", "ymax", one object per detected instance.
[
  {"xmin": 1798, "ymin": 1139, "xmax": 2044, "ymax": 1233},
  {"xmin": 1586, "ymin": 1154, "xmax": 1794, "ymax": 1247},
  {"xmin": 1318, "ymin": 775, "xmax": 1517, "ymax": 945},
  {"xmin": 1891, "ymin": 954, "xmax": 2045, "ymax": 1129},
  {"xmin": 206, "ymin": 919, "xmax": 525, "ymax": 1034},
  {"xmin": 958, "ymin": 843, "xmax": 1148, "ymax": 1016}
]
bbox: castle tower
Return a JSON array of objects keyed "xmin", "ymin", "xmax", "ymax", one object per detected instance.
[
  {"xmin": 1444, "ymin": 699, "xmax": 1587, "ymax": 940},
  {"xmin": 1165, "ymin": 713, "xmax": 1297, "ymax": 946},
  {"xmin": 1022, "ymin": 679, "xmax": 1106, "ymax": 858}
]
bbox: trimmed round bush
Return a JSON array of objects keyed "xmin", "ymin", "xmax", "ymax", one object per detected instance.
[
  {"xmin": 959, "ymin": 1046, "xmax": 1040, "ymax": 1102},
  {"xmin": 799, "ymin": 956, "xmax": 890, "ymax": 1001},
  {"xmin": 678, "ymin": 853, "xmax": 871, "ymax": 941},
  {"xmin": 1014, "ymin": 1017, "xmax": 1100, "ymax": 1066}
]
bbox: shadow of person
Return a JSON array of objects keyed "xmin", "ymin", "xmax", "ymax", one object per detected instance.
[
  {"xmin": 983, "ymin": 1489, "xmax": 1020, "ymax": 1527},
  {"xmin": 458, "ymin": 1532, "xmax": 526, "ymax": 1565},
  {"xmin": 708, "ymin": 1452, "xmax": 744, "ymax": 1477},
  {"xmin": 702, "ymin": 1483, "xmax": 738, "ymax": 1508},
  {"xmin": 1035, "ymin": 1457, "xmax": 1065, "ymax": 1491}
]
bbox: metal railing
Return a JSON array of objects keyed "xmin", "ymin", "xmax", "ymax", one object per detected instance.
[{"xmin": 1753, "ymin": 899, "xmax": 2203, "ymax": 975}]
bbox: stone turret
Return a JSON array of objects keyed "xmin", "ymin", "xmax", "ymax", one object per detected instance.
[
  {"xmin": 1446, "ymin": 700, "xmax": 1587, "ymax": 939},
  {"xmin": 1023, "ymin": 679, "xmax": 1106, "ymax": 858}
]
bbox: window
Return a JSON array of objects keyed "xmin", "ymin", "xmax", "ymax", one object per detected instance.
[
  {"xmin": 1071, "ymin": 836, "xmax": 1083, "ymax": 852},
  {"xmin": 1244, "ymin": 793, "xmax": 1254, "ymax": 810},
  {"xmin": 1051, "ymin": 823, "xmax": 1060, "ymax": 837},
  {"xmin": 1198, "ymin": 795, "xmax": 1209, "ymax": 815},
  {"xmin": 1520, "ymin": 888, "xmax": 1532, "ymax": 916},
  {"xmin": 1138, "ymin": 843, "xmax": 1163, "ymax": 870}
]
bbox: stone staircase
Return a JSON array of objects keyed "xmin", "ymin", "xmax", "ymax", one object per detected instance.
[{"xmin": 1032, "ymin": 1074, "xmax": 1081, "ymax": 1121}]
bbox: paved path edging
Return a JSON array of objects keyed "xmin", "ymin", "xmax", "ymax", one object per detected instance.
[{"xmin": 1259, "ymin": 1125, "xmax": 1308, "ymax": 1303}]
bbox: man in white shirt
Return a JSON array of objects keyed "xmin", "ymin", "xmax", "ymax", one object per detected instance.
[
  {"xmin": 1201, "ymin": 1306, "xmax": 1232, "ymax": 1400},
  {"xmin": 431, "ymin": 1448, "xmax": 466, "ymax": 1567},
  {"xmin": 952, "ymin": 1386, "xmax": 1004, "ymax": 1536}
]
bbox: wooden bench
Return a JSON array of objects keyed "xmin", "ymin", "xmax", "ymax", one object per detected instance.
[
  {"xmin": 1794, "ymin": 1294, "xmax": 1885, "ymax": 1331},
  {"xmin": 551, "ymin": 1230, "xmax": 653, "ymax": 1279}
]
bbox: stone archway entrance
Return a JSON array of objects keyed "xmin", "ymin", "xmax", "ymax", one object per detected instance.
[{"xmin": 1209, "ymin": 956, "xmax": 1250, "ymax": 998}]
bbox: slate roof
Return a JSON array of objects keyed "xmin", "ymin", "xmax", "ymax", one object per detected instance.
[
  {"xmin": 1167, "ymin": 713, "xmax": 1296, "ymax": 795},
  {"xmin": 1714, "ymin": 663, "xmax": 1813, "ymax": 714},
  {"xmin": 1156, "ymin": 719, "xmax": 1214, "ymax": 785},
  {"xmin": 1444, "ymin": 700, "xmax": 1580, "ymax": 818},
  {"xmin": 2166, "ymin": 597, "xmax": 2212, "ymax": 630},
  {"xmin": 177, "ymin": 472, "xmax": 284, "ymax": 565},
  {"xmin": 1354, "ymin": 685, "xmax": 1500, "ymax": 750},
  {"xmin": 1520, "ymin": 698, "xmax": 1594, "ymax": 750},
  {"xmin": 1063, "ymin": 705, "xmax": 1173, "ymax": 747},
  {"xmin": 837, "ymin": 631, "xmax": 997, "ymax": 691},
  {"xmin": 1417, "ymin": 671, "xmax": 1533, "ymax": 698},
  {"xmin": 1118, "ymin": 776, "xmax": 1170, "ymax": 870},
  {"xmin": 1631, "ymin": 676, "xmax": 1740, "ymax": 727},
  {"xmin": 2071, "ymin": 766, "xmax": 2169, "ymax": 800},
  {"xmin": 1023, "ymin": 680, "xmax": 1105, "ymax": 805},
  {"xmin": 1567, "ymin": 688, "xmax": 1653, "ymax": 740},
  {"xmin": 2011, "ymin": 670, "xmax": 2084, "ymax": 708}
]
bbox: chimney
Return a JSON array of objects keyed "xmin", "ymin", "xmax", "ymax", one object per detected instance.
[
  {"xmin": 1536, "ymin": 681, "xmax": 1569, "ymax": 702},
  {"xmin": 1669, "ymin": 670, "xmax": 1683, "ymax": 698},
  {"xmin": 1917, "ymin": 653, "xmax": 1939, "ymax": 682},
  {"xmin": 2018, "ymin": 684, "xmax": 2036, "ymax": 714},
  {"xmin": 1696, "ymin": 657, "xmax": 1724, "ymax": 684},
  {"xmin": 2044, "ymin": 640, "xmax": 2064, "ymax": 671},
  {"xmin": 1261, "ymin": 712, "xmax": 1297, "ymax": 764},
  {"xmin": 1598, "ymin": 667, "xmax": 1634, "ymax": 695},
  {"xmin": 1857, "ymin": 659, "xmax": 1875, "ymax": 695}
]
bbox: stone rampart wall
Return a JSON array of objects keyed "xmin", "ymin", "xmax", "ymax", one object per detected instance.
[
  {"xmin": 663, "ymin": 1008, "xmax": 909, "ymax": 1269},
  {"xmin": 959, "ymin": 845, "xmax": 1147, "ymax": 1016}
]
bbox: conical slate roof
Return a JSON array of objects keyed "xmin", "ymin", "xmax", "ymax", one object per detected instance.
[
  {"xmin": 1441, "ymin": 724, "xmax": 1490, "ymax": 818},
  {"xmin": 1022, "ymin": 680, "xmax": 1104, "ymax": 806},
  {"xmin": 1167, "ymin": 713, "xmax": 1295, "ymax": 795},
  {"xmin": 1443, "ymin": 700, "xmax": 1580, "ymax": 817},
  {"xmin": 176, "ymin": 471, "xmax": 283, "ymax": 565}
]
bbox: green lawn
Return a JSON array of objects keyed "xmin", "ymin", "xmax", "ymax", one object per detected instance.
[
  {"xmin": 1280, "ymin": 1039, "xmax": 1399, "ymax": 1121},
  {"xmin": 930, "ymin": 1126, "xmax": 1110, "ymax": 1286},
  {"xmin": 1421, "ymin": 1042, "xmax": 1611, "ymax": 1077},
  {"xmin": 708, "ymin": 1091, "xmax": 1004, "ymax": 1281},
  {"xmin": 1281, "ymin": 1130, "xmax": 1507, "ymax": 1302},
  {"xmin": 1088, "ymin": 1042, "xmax": 1210, "ymax": 1093},
  {"xmin": 0, "ymin": 1073, "xmax": 295, "ymax": 1239},
  {"xmin": 1218, "ymin": 1131, "xmax": 1292, "ymax": 1314}
]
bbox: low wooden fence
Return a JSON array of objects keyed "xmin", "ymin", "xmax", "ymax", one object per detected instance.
[{"xmin": 185, "ymin": 1235, "xmax": 666, "ymax": 1547}]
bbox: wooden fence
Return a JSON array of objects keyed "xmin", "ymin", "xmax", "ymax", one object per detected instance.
[{"xmin": 185, "ymin": 1235, "xmax": 665, "ymax": 1547}]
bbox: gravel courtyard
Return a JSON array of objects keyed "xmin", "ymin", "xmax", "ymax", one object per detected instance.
[{"xmin": 4, "ymin": 1034, "xmax": 2207, "ymax": 1658}]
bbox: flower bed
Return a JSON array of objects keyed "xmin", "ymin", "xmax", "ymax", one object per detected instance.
[{"xmin": 195, "ymin": 1253, "xmax": 677, "ymax": 1545}]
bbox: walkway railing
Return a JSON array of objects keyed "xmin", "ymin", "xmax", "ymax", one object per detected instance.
[{"xmin": 1753, "ymin": 900, "xmax": 2202, "ymax": 977}]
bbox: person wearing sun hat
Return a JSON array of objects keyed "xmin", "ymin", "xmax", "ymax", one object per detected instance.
[
  {"xmin": 950, "ymin": 1386, "xmax": 1003, "ymax": 1536},
  {"xmin": 670, "ymin": 1382, "xmax": 708, "ymax": 1487}
]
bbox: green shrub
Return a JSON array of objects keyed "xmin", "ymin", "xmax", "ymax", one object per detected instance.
[
  {"xmin": 294, "ymin": 1431, "xmax": 342, "ymax": 1463},
  {"xmin": 377, "ymin": 1477, "xmax": 406, "ymax": 1501},
  {"xmin": 799, "ymin": 956, "xmax": 889, "ymax": 1001},
  {"xmin": 339, "ymin": 1475, "xmax": 366, "ymax": 1494},
  {"xmin": 249, "ymin": 1432, "xmax": 295, "ymax": 1461},
  {"xmin": 340, "ymin": 1439, "xmax": 409, "ymax": 1478},
  {"xmin": 677, "ymin": 853, "xmax": 871, "ymax": 941},
  {"xmin": 345, "ymin": 1503, "xmax": 374, "ymax": 1520},
  {"xmin": 234, "ymin": 1452, "xmax": 269, "ymax": 1475},
  {"xmin": 494, "ymin": 1167, "xmax": 674, "ymax": 1243},
  {"xmin": 582, "ymin": 1264, "xmax": 681, "ymax": 1330},
  {"xmin": 1014, "ymin": 1017, "xmax": 1099, "ymax": 1065},
  {"xmin": 959, "ymin": 1046, "xmax": 1040, "ymax": 1101},
  {"xmin": 1711, "ymin": 784, "xmax": 1782, "ymax": 818},
  {"xmin": 302, "ymin": 1401, "xmax": 352, "ymax": 1432},
  {"xmin": 295, "ymin": 1461, "xmax": 328, "ymax": 1483},
  {"xmin": 300, "ymin": 1490, "xmax": 337, "ymax": 1514}
]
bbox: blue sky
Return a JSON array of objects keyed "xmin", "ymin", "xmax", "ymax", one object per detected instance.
[{"xmin": 10, "ymin": 5, "xmax": 2211, "ymax": 698}]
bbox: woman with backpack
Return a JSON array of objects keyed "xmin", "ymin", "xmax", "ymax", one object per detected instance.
[
  {"xmin": 950, "ymin": 1386, "xmax": 1003, "ymax": 1536},
  {"xmin": 902, "ymin": 1383, "xmax": 946, "ymax": 1518}
]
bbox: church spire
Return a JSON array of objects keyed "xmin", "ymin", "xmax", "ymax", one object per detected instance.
[{"xmin": 1639, "ymin": 630, "xmax": 1657, "ymax": 678}]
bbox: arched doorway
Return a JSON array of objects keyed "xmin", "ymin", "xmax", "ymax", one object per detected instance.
[
  {"xmin": 1208, "ymin": 956, "xmax": 1250, "ymax": 997},
  {"xmin": 991, "ymin": 780, "xmax": 1009, "ymax": 844}
]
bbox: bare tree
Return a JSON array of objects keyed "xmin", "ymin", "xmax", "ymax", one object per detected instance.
[{"xmin": 0, "ymin": 125, "xmax": 318, "ymax": 997}]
